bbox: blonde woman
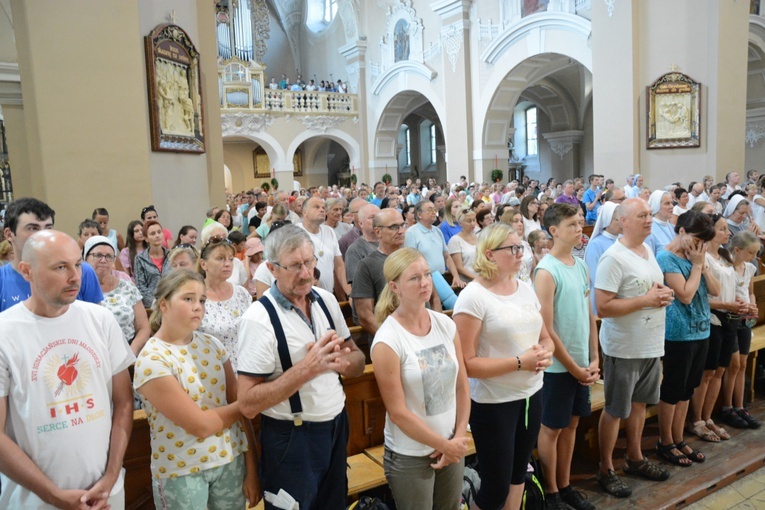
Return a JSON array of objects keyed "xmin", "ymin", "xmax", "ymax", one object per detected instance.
[
  {"xmin": 439, "ymin": 198, "xmax": 463, "ymax": 245},
  {"xmin": 453, "ymin": 223, "xmax": 553, "ymax": 510},
  {"xmin": 372, "ymin": 248, "xmax": 470, "ymax": 510},
  {"xmin": 448, "ymin": 210, "xmax": 479, "ymax": 283}
]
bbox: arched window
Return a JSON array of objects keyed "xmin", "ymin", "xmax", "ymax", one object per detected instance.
[
  {"xmin": 324, "ymin": 0, "xmax": 338, "ymax": 23},
  {"xmin": 307, "ymin": 0, "xmax": 337, "ymax": 33},
  {"xmin": 405, "ymin": 127, "xmax": 411, "ymax": 166},
  {"xmin": 430, "ymin": 124, "xmax": 437, "ymax": 165},
  {"xmin": 526, "ymin": 107, "xmax": 538, "ymax": 156}
]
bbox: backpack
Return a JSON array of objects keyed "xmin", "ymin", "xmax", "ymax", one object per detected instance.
[
  {"xmin": 462, "ymin": 464, "xmax": 481, "ymax": 507},
  {"xmin": 522, "ymin": 454, "xmax": 546, "ymax": 510},
  {"xmin": 347, "ymin": 496, "xmax": 389, "ymax": 510}
]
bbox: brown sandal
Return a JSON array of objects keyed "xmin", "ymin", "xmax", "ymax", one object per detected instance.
[{"xmin": 706, "ymin": 419, "xmax": 730, "ymax": 440}]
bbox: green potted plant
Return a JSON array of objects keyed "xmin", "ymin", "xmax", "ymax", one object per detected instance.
[
  {"xmin": 261, "ymin": 181, "xmax": 270, "ymax": 193},
  {"xmin": 382, "ymin": 173, "xmax": 392, "ymax": 185},
  {"xmin": 270, "ymin": 177, "xmax": 279, "ymax": 191},
  {"xmin": 490, "ymin": 169, "xmax": 504, "ymax": 183}
]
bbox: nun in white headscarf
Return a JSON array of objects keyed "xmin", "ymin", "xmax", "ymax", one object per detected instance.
[
  {"xmin": 627, "ymin": 174, "xmax": 644, "ymax": 198},
  {"xmin": 646, "ymin": 190, "xmax": 676, "ymax": 255},
  {"xmin": 723, "ymin": 194, "xmax": 758, "ymax": 237},
  {"xmin": 584, "ymin": 201, "xmax": 622, "ymax": 308}
]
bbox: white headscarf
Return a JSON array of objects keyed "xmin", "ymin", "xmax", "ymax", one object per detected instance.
[
  {"xmin": 723, "ymin": 194, "xmax": 746, "ymax": 219},
  {"xmin": 632, "ymin": 174, "xmax": 642, "ymax": 187},
  {"xmin": 648, "ymin": 190, "xmax": 670, "ymax": 216},
  {"xmin": 591, "ymin": 201, "xmax": 619, "ymax": 239}
]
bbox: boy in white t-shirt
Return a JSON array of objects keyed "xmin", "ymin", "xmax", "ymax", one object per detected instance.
[{"xmin": 534, "ymin": 204, "xmax": 599, "ymax": 510}]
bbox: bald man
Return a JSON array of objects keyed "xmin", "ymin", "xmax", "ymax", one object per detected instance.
[
  {"xmin": 0, "ymin": 230, "xmax": 134, "ymax": 509},
  {"xmin": 594, "ymin": 199, "xmax": 674, "ymax": 497},
  {"xmin": 344, "ymin": 203, "xmax": 380, "ymax": 285}
]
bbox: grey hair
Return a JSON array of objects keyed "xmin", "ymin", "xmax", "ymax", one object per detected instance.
[
  {"xmin": 326, "ymin": 197, "xmax": 345, "ymax": 210},
  {"xmin": 265, "ymin": 224, "xmax": 312, "ymax": 263}
]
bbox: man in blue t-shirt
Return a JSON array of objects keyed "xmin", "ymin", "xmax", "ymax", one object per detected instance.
[{"xmin": 0, "ymin": 198, "xmax": 103, "ymax": 311}]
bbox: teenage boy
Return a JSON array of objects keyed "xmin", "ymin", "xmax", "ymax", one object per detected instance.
[{"xmin": 534, "ymin": 203, "xmax": 600, "ymax": 510}]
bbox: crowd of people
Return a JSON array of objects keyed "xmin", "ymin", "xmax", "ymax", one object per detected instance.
[
  {"xmin": 0, "ymin": 168, "xmax": 763, "ymax": 509},
  {"xmin": 266, "ymin": 73, "xmax": 349, "ymax": 93}
]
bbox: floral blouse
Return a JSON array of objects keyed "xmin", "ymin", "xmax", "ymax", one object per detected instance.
[
  {"xmin": 197, "ymin": 284, "xmax": 252, "ymax": 370},
  {"xmin": 103, "ymin": 278, "xmax": 142, "ymax": 343}
]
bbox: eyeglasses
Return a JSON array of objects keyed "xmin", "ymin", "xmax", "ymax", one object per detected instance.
[
  {"xmin": 88, "ymin": 253, "xmax": 115, "ymax": 262},
  {"xmin": 492, "ymin": 244, "xmax": 523, "ymax": 256},
  {"xmin": 272, "ymin": 256, "xmax": 318, "ymax": 273},
  {"xmin": 378, "ymin": 223, "xmax": 405, "ymax": 231}
]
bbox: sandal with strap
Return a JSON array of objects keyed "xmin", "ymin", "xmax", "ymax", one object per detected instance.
[
  {"xmin": 656, "ymin": 442, "xmax": 692, "ymax": 467},
  {"xmin": 623, "ymin": 457, "xmax": 670, "ymax": 481},
  {"xmin": 687, "ymin": 420, "xmax": 720, "ymax": 442},
  {"xmin": 596, "ymin": 469, "xmax": 632, "ymax": 498},
  {"xmin": 676, "ymin": 441, "xmax": 705, "ymax": 463},
  {"xmin": 706, "ymin": 419, "xmax": 730, "ymax": 440}
]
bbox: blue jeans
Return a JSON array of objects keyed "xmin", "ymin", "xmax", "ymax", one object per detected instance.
[{"xmin": 259, "ymin": 410, "xmax": 349, "ymax": 510}]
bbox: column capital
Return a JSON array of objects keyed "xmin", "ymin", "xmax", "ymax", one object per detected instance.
[
  {"xmin": 0, "ymin": 63, "xmax": 22, "ymax": 106},
  {"xmin": 431, "ymin": 0, "xmax": 471, "ymax": 21},
  {"xmin": 338, "ymin": 39, "xmax": 368, "ymax": 63},
  {"xmin": 542, "ymin": 130, "xmax": 584, "ymax": 160}
]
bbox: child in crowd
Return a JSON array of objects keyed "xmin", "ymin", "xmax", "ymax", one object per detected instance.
[
  {"xmin": 133, "ymin": 270, "xmax": 259, "ymax": 509},
  {"xmin": 227, "ymin": 230, "xmax": 248, "ymax": 261},
  {"xmin": 528, "ymin": 229, "xmax": 549, "ymax": 269},
  {"xmin": 534, "ymin": 203, "xmax": 599, "ymax": 510},
  {"xmin": 721, "ymin": 230, "xmax": 762, "ymax": 429}
]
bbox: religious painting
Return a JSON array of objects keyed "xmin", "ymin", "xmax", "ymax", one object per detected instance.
[
  {"xmin": 752, "ymin": 0, "xmax": 761, "ymax": 15},
  {"xmin": 394, "ymin": 19, "xmax": 410, "ymax": 63},
  {"xmin": 647, "ymin": 72, "xmax": 701, "ymax": 149},
  {"xmin": 253, "ymin": 146, "xmax": 271, "ymax": 178},
  {"xmin": 522, "ymin": 0, "xmax": 549, "ymax": 17},
  {"xmin": 145, "ymin": 24, "xmax": 205, "ymax": 153},
  {"xmin": 293, "ymin": 149, "xmax": 303, "ymax": 177}
]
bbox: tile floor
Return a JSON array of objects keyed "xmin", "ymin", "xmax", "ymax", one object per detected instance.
[{"xmin": 686, "ymin": 467, "xmax": 765, "ymax": 509}]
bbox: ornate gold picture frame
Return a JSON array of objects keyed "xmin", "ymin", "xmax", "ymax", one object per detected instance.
[
  {"xmin": 145, "ymin": 24, "xmax": 206, "ymax": 153},
  {"xmin": 647, "ymin": 72, "xmax": 701, "ymax": 149}
]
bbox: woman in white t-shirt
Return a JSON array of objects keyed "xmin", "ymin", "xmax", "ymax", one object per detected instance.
[
  {"xmin": 372, "ymin": 248, "xmax": 470, "ymax": 510},
  {"xmin": 453, "ymin": 223, "xmax": 554, "ymax": 510},
  {"xmin": 448, "ymin": 210, "xmax": 478, "ymax": 284}
]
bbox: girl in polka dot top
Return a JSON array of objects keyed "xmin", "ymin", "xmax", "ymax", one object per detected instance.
[{"xmin": 133, "ymin": 270, "xmax": 260, "ymax": 509}]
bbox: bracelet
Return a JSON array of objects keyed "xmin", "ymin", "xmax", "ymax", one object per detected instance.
[{"xmin": 516, "ymin": 356, "xmax": 522, "ymax": 371}]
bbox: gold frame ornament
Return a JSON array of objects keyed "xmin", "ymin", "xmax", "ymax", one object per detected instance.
[
  {"xmin": 647, "ymin": 72, "xmax": 701, "ymax": 149},
  {"xmin": 145, "ymin": 24, "xmax": 206, "ymax": 153}
]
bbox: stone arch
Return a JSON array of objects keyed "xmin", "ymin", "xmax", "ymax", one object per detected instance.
[
  {"xmin": 286, "ymin": 129, "xmax": 360, "ymax": 170},
  {"xmin": 222, "ymin": 131, "xmax": 287, "ymax": 169}
]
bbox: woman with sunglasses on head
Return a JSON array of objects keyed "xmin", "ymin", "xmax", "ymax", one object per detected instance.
[
  {"xmin": 85, "ymin": 235, "xmax": 151, "ymax": 355},
  {"xmin": 140, "ymin": 204, "xmax": 173, "ymax": 248},
  {"xmin": 201, "ymin": 222, "xmax": 249, "ymax": 287},
  {"xmin": 134, "ymin": 220, "xmax": 171, "ymax": 308},
  {"xmin": 655, "ymin": 211, "xmax": 718, "ymax": 466},
  {"xmin": 168, "ymin": 244, "xmax": 199, "ymax": 271},
  {"xmin": 452, "ymin": 223, "xmax": 553, "ymax": 510},
  {"xmin": 196, "ymin": 225, "xmax": 252, "ymax": 370}
]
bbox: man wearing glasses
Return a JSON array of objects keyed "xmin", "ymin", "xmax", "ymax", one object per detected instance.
[
  {"xmin": 351, "ymin": 208, "xmax": 406, "ymax": 335},
  {"xmin": 404, "ymin": 201, "xmax": 464, "ymax": 309},
  {"xmin": 237, "ymin": 224, "xmax": 365, "ymax": 509}
]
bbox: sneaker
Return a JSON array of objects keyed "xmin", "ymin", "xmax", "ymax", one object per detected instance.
[
  {"xmin": 737, "ymin": 408, "xmax": 762, "ymax": 429},
  {"xmin": 545, "ymin": 492, "xmax": 573, "ymax": 510},
  {"xmin": 721, "ymin": 408, "xmax": 749, "ymax": 429},
  {"xmin": 596, "ymin": 469, "xmax": 632, "ymax": 498},
  {"xmin": 560, "ymin": 486, "xmax": 595, "ymax": 510}
]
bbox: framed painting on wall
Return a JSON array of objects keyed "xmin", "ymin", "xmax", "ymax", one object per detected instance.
[
  {"xmin": 647, "ymin": 72, "xmax": 701, "ymax": 149},
  {"xmin": 253, "ymin": 146, "xmax": 271, "ymax": 178},
  {"xmin": 145, "ymin": 24, "xmax": 205, "ymax": 153}
]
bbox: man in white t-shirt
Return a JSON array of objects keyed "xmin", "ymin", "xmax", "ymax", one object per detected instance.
[
  {"xmin": 0, "ymin": 231, "xmax": 134, "ymax": 509},
  {"xmin": 237, "ymin": 225, "xmax": 365, "ymax": 509},
  {"xmin": 299, "ymin": 197, "xmax": 351, "ymax": 299},
  {"xmin": 594, "ymin": 199, "xmax": 675, "ymax": 498}
]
